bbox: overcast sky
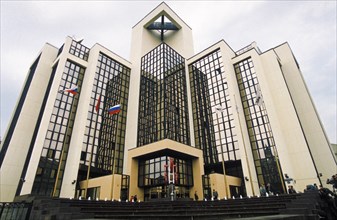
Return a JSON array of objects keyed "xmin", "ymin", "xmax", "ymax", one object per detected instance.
[{"xmin": 1, "ymin": 1, "xmax": 336, "ymax": 143}]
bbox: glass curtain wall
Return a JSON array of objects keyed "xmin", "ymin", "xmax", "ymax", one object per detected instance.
[
  {"xmin": 189, "ymin": 49, "xmax": 242, "ymax": 180},
  {"xmin": 32, "ymin": 60, "xmax": 85, "ymax": 197},
  {"xmin": 138, "ymin": 156, "xmax": 193, "ymax": 187},
  {"xmin": 234, "ymin": 57, "xmax": 285, "ymax": 194},
  {"xmin": 138, "ymin": 43, "xmax": 190, "ymax": 146},
  {"xmin": 138, "ymin": 156, "xmax": 193, "ymax": 200},
  {"xmin": 69, "ymin": 40, "xmax": 90, "ymax": 61},
  {"xmin": 80, "ymin": 52, "xmax": 130, "ymax": 186}
]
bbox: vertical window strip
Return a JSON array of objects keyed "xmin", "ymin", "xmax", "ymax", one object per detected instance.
[
  {"xmin": 69, "ymin": 40, "xmax": 90, "ymax": 61},
  {"xmin": 189, "ymin": 50, "xmax": 240, "ymax": 173},
  {"xmin": 81, "ymin": 52, "xmax": 130, "ymax": 184},
  {"xmin": 138, "ymin": 43, "xmax": 190, "ymax": 146},
  {"xmin": 32, "ymin": 60, "xmax": 85, "ymax": 197},
  {"xmin": 234, "ymin": 58, "xmax": 284, "ymax": 193}
]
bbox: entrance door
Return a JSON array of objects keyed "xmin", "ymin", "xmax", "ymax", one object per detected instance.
[
  {"xmin": 230, "ymin": 185, "xmax": 240, "ymax": 198},
  {"xmin": 144, "ymin": 185, "xmax": 190, "ymax": 201},
  {"xmin": 144, "ymin": 186, "xmax": 166, "ymax": 201}
]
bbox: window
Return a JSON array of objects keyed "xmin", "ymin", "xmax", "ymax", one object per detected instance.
[
  {"xmin": 138, "ymin": 43, "xmax": 190, "ymax": 146},
  {"xmin": 189, "ymin": 49, "xmax": 241, "ymax": 176},
  {"xmin": 69, "ymin": 40, "xmax": 90, "ymax": 61},
  {"xmin": 32, "ymin": 60, "xmax": 85, "ymax": 197},
  {"xmin": 81, "ymin": 53, "xmax": 130, "ymax": 178},
  {"xmin": 138, "ymin": 156, "xmax": 193, "ymax": 187},
  {"xmin": 234, "ymin": 58, "xmax": 284, "ymax": 193}
]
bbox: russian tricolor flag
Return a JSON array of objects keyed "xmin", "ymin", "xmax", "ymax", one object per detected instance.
[
  {"xmin": 61, "ymin": 86, "xmax": 78, "ymax": 95},
  {"xmin": 108, "ymin": 104, "xmax": 121, "ymax": 115}
]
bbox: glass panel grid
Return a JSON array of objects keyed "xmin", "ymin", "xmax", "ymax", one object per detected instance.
[
  {"xmin": 234, "ymin": 57, "xmax": 284, "ymax": 193},
  {"xmin": 32, "ymin": 60, "xmax": 85, "ymax": 196},
  {"xmin": 138, "ymin": 156, "xmax": 193, "ymax": 187},
  {"xmin": 69, "ymin": 40, "xmax": 90, "ymax": 61},
  {"xmin": 81, "ymin": 52, "xmax": 130, "ymax": 179},
  {"xmin": 189, "ymin": 49, "xmax": 240, "ymax": 173},
  {"xmin": 138, "ymin": 43, "xmax": 190, "ymax": 146}
]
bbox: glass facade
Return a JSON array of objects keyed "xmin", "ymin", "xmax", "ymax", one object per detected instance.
[
  {"xmin": 138, "ymin": 156, "xmax": 193, "ymax": 187},
  {"xmin": 189, "ymin": 49, "xmax": 243, "ymax": 181},
  {"xmin": 136, "ymin": 43, "xmax": 194, "ymax": 200},
  {"xmin": 202, "ymin": 174, "xmax": 211, "ymax": 199},
  {"xmin": 32, "ymin": 60, "xmax": 85, "ymax": 197},
  {"xmin": 31, "ymin": 46, "xmax": 131, "ymax": 197},
  {"xmin": 138, "ymin": 43, "xmax": 190, "ymax": 146},
  {"xmin": 1, "ymin": 5, "xmax": 330, "ymax": 203},
  {"xmin": 138, "ymin": 156, "xmax": 193, "ymax": 200},
  {"xmin": 234, "ymin": 57, "xmax": 285, "ymax": 194},
  {"xmin": 69, "ymin": 40, "xmax": 90, "ymax": 61},
  {"xmin": 79, "ymin": 52, "xmax": 130, "ymax": 185},
  {"xmin": 120, "ymin": 175, "xmax": 130, "ymax": 201}
]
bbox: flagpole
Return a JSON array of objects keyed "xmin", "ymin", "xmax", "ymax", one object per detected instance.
[
  {"xmin": 84, "ymin": 141, "xmax": 94, "ymax": 198},
  {"xmin": 233, "ymin": 95, "xmax": 255, "ymax": 196},
  {"xmin": 110, "ymin": 145, "xmax": 117, "ymax": 200},
  {"xmin": 255, "ymin": 86, "xmax": 285, "ymax": 193},
  {"xmin": 103, "ymin": 101, "xmax": 122, "ymax": 200},
  {"xmin": 263, "ymin": 108, "xmax": 286, "ymax": 193},
  {"xmin": 214, "ymin": 106, "xmax": 229, "ymax": 197},
  {"xmin": 271, "ymin": 144, "xmax": 286, "ymax": 193},
  {"xmin": 110, "ymin": 109, "xmax": 120, "ymax": 200},
  {"xmin": 52, "ymin": 89, "xmax": 78, "ymax": 197},
  {"xmin": 84, "ymin": 94, "xmax": 102, "ymax": 199}
]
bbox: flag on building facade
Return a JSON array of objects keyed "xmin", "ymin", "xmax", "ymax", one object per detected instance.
[
  {"xmin": 95, "ymin": 95, "xmax": 101, "ymax": 112},
  {"xmin": 214, "ymin": 105, "xmax": 226, "ymax": 114},
  {"xmin": 108, "ymin": 104, "xmax": 121, "ymax": 115},
  {"xmin": 255, "ymin": 87, "xmax": 263, "ymax": 106},
  {"xmin": 59, "ymin": 86, "xmax": 78, "ymax": 95}
]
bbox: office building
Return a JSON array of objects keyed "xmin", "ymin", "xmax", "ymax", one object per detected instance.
[{"xmin": 1, "ymin": 2, "xmax": 335, "ymax": 202}]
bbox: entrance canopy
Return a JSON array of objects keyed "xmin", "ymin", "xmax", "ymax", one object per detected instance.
[{"xmin": 127, "ymin": 139, "xmax": 204, "ymax": 201}]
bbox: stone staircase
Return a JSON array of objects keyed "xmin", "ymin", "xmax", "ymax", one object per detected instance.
[{"xmin": 3, "ymin": 191, "xmax": 332, "ymax": 220}]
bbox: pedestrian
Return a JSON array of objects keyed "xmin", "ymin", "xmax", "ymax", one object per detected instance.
[
  {"xmin": 266, "ymin": 183, "xmax": 273, "ymax": 195},
  {"xmin": 194, "ymin": 191, "xmax": 199, "ymax": 201},
  {"xmin": 260, "ymin": 185, "xmax": 266, "ymax": 196},
  {"xmin": 212, "ymin": 189, "xmax": 218, "ymax": 200},
  {"xmin": 314, "ymin": 183, "xmax": 318, "ymax": 190},
  {"xmin": 288, "ymin": 185, "xmax": 296, "ymax": 194}
]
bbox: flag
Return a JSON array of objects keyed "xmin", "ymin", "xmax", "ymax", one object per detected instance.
[
  {"xmin": 95, "ymin": 95, "xmax": 101, "ymax": 112},
  {"xmin": 108, "ymin": 104, "xmax": 121, "ymax": 115},
  {"xmin": 255, "ymin": 87, "xmax": 263, "ymax": 106},
  {"xmin": 214, "ymin": 105, "xmax": 226, "ymax": 114},
  {"xmin": 169, "ymin": 157, "xmax": 175, "ymax": 171},
  {"xmin": 59, "ymin": 86, "xmax": 78, "ymax": 95}
]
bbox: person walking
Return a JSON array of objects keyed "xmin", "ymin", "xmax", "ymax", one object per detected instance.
[
  {"xmin": 260, "ymin": 185, "xmax": 266, "ymax": 196},
  {"xmin": 194, "ymin": 191, "xmax": 199, "ymax": 201},
  {"xmin": 288, "ymin": 185, "xmax": 296, "ymax": 194},
  {"xmin": 212, "ymin": 189, "xmax": 218, "ymax": 200}
]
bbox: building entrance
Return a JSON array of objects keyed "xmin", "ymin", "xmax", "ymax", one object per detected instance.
[
  {"xmin": 138, "ymin": 155, "xmax": 194, "ymax": 201},
  {"xmin": 143, "ymin": 185, "xmax": 190, "ymax": 201}
]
